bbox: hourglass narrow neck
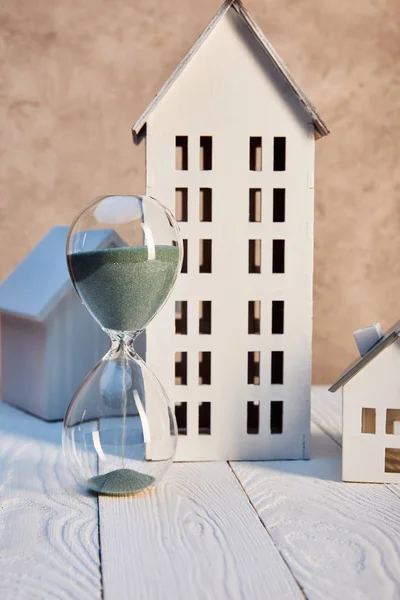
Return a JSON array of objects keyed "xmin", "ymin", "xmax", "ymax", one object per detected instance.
[{"xmin": 108, "ymin": 332, "xmax": 141, "ymax": 360}]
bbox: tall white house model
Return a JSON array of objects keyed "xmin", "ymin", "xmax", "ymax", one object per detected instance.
[
  {"xmin": 330, "ymin": 322, "xmax": 400, "ymax": 483},
  {"xmin": 133, "ymin": 0, "xmax": 329, "ymax": 460}
]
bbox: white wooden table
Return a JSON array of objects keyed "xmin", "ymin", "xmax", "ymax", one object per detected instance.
[{"xmin": 1, "ymin": 386, "xmax": 400, "ymax": 600}]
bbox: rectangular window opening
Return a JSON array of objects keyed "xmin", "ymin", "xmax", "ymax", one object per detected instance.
[
  {"xmin": 273, "ymin": 137, "xmax": 286, "ymax": 171},
  {"xmin": 200, "ymin": 188, "xmax": 212, "ymax": 222},
  {"xmin": 272, "ymin": 301, "xmax": 284, "ymax": 334},
  {"xmin": 248, "ymin": 301, "xmax": 261, "ymax": 335},
  {"xmin": 175, "ymin": 403, "xmax": 187, "ymax": 435},
  {"xmin": 176, "ymin": 136, "xmax": 188, "ymax": 170},
  {"xmin": 247, "ymin": 351, "xmax": 260, "ymax": 385},
  {"xmin": 198, "ymin": 402, "xmax": 211, "ymax": 435},
  {"xmin": 199, "ymin": 301, "xmax": 212, "ymax": 335},
  {"xmin": 386, "ymin": 409, "xmax": 400, "ymax": 435},
  {"xmin": 175, "ymin": 352, "xmax": 187, "ymax": 385},
  {"xmin": 271, "ymin": 351, "xmax": 284, "ymax": 384},
  {"xmin": 175, "ymin": 188, "xmax": 188, "ymax": 222},
  {"xmin": 250, "ymin": 137, "xmax": 262, "ymax": 171},
  {"xmin": 249, "ymin": 239, "xmax": 261, "ymax": 274},
  {"xmin": 249, "ymin": 189, "xmax": 262, "ymax": 222},
  {"xmin": 385, "ymin": 448, "xmax": 400, "ymax": 473},
  {"xmin": 271, "ymin": 401, "xmax": 283, "ymax": 434},
  {"xmin": 199, "ymin": 351, "xmax": 211, "ymax": 385},
  {"xmin": 199, "ymin": 239, "xmax": 212, "ymax": 273},
  {"xmin": 247, "ymin": 401, "xmax": 260, "ymax": 434},
  {"xmin": 175, "ymin": 301, "xmax": 187, "ymax": 335},
  {"xmin": 181, "ymin": 239, "xmax": 188, "ymax": 274},
  {"xmin": 200, "ymin": 136, "xmax": 212, "ymax": 170},
  {"xmin": 361, "ymin": 407, "xmax": 376, "ymax": 434},
  {"xmin": 272, "ymin": 239, "xmax": 285, "ymax": 274},
  {"xmin": 273, "ymin": 188, "xmax": 286, "ymax": 222}
]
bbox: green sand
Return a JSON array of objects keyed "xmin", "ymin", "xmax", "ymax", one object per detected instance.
[
  {"xmin": 88, "ymin": 468, "xmax": 156, "ymax": 495},
  {"xmin": 69, "ymin": 245, "xmax": 180, "ymax": 332}
]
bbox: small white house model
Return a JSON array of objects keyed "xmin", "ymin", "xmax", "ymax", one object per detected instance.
[
  {"xmin": 132, "ymin": 0, "xmax": 329, "ymax": 460},
  {"xmin": 330, "ymin": 322, "xmax": 400, "ymax": 483},
  {"xmin": 0, "ymin": 226, "xmax": 117, "ymax": 421}
]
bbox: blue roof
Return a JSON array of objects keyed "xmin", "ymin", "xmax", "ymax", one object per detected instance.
[{"xmin": 0, "ymin": 226, "xmax": 119, "ymax": 321}]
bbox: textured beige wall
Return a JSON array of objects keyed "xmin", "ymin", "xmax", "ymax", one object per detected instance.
[{"xmin": 1, "ymin": 0, "xmax": 399, "ymax": 384}]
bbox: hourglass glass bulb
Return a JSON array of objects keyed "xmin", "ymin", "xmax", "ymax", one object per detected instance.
[{"xmin": 62, "ymin": 196, "xmax": 182, "ymax": 495}]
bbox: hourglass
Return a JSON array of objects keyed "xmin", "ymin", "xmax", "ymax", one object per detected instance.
[{"xmin": 62, "ymin": 195, "xmax": 183, "ymax": 495}]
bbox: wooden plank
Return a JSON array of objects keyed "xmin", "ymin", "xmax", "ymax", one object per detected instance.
[
  {"xmin": 0, "ymin": 402, "xmax": 100, "ymax": 600},
  {"xmin": 231, "ymin": 421, "xmax": 400, "ymax": 600},
  {"xmin": 99, "ymin": 461, "xmax": 303, "ymax": 600}
]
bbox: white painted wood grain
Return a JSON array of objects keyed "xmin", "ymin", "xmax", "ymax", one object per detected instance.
[
  {"xmin": 231, "ymin": 420, "xmax": 400, "ymax": 600},
  {"xmin": 0, "ymin": 402, "xmax": 100, "ymax": 600},
  {"xmin": 99, "ymin": 461, "xmax": 303, "ymax": 600}
]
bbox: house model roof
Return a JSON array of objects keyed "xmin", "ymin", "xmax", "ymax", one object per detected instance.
[
  {"xmin": 329, "ymin": 320, "xmax": 400, "ymax": 392},
  {"xmin": 132, "ymin": 0, "xmax": 329, "ymax": 141},
  {"xmin": 0, "ymin": 226, "xmax": 117, "ymax": 322}
]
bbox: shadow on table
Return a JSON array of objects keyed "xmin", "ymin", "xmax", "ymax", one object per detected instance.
[{"xmin": 230, "ymin": 429, "xmax": 342, "ymax": 482}]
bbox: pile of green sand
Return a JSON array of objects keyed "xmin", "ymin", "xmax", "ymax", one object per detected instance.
[
  {"xmin": 88, "ymin": 468, "xmax": 156, "ymax": 495},
  {"xmin": 69, "ymin": 245, "xmax": 180, "ymax": 332}
]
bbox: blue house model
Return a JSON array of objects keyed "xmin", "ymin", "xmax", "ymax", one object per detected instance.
[{"xmin": 0, "ymin": 226, "xmax": 118, "ymax": 421}]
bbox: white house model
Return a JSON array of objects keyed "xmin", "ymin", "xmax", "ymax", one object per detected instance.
[
  {"xmin": 0, "ymin": 226, "xmax": 117, "ymax": 421},
  {"xmin": 132, "ymin": 0, "xmax": 329, "ymax": 460},
  {"xmin": 330, "ymin": 322, "xmax": 400, "ymax": 483}
]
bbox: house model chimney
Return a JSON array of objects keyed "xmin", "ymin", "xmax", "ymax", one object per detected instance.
[{"xmin": 353, "ymin": 323, "xmax": 384, "ymax": 357}]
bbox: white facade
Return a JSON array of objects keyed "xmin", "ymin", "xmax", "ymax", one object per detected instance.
[
  {"xmin": 135, "ymin": 1, "xmax": 328, "ymax": 460},
  {"xmin": 0, "ymin": 227, "xmax": 115, "ymax": 421},
  {"xmin": 341, "ymin": 339, "xmax": 400, "ymax": 483}
]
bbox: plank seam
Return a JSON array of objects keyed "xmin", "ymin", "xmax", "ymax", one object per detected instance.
[
  {"xmin": 227, "ymin": 461, "xmax": 307, "ymax": 600},
  {"xmin": 97, "ymin": 497, "xmax": 104, "ymax": 600}
]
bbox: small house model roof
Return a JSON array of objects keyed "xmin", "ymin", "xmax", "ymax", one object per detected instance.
[
  {"xmin": 0, "ymin": 226, "xmax": 117, "ymax": 322},
  {"xmin": 132, "ymin": 0, "xmax": 329, "ymax": 141},
  {"xmin": 329, "ymin": 320, "xmax": 400, "ymax": 393}
]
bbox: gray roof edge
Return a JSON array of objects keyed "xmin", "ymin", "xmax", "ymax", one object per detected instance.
[
  {"xmin": 132, "ymin": 0, "xmax": 329, "ymax": 140},
  {"xmin": 329, "ymin": 323, "xmax": 400, "ymax": 393}
]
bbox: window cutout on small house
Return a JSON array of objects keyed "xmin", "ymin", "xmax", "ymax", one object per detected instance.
[
  {"xmin": 175, "ymin": 188, "xmax": 188, "ymax": 222},
  {"xmin": 249, "ymin": 240, "xmax": 261, "ymax": 274},
  {"xmin": 385, "ymin": 448, "xmax": 400, "ymax": 473},
  {"xmin": 175, "ymin": 403, "xmax": 187, "ymax": 435},
  {"xmin": 200, "ymin": 136, "xmax": 212, "ymax": 170},
  {"xmin": 361, "ymin": 407, "xmax": 376, "ymax": 434},
  {"xmin": 181, "ymin": 239, "xmax": 188, "ymax": 274},
  {"xmin": 176, "ymin": 136, "xmax": 188, "ymax": 170},
  {"xmin": 199, "ymin": 301, "xmax": 212, "ymax": 334},
  {"xmin": 175, "ymin": 301, "xmax": 187, "ymax": 335},
  {"xmin": 271, "ymin": 351, "xmax": 284, "ymax": 384},
  {"xmin": 271, "ymin": 401, "xmax": 283, "ymax": 434},
  {"xmin": 272, "ymin": 240, "xmax": 285, "ymax": 274},
  {"xmin": 199, "ymin": 239, "xmax": 212, "ymax": 273},
  {"xmin": 199, "ymin": 351, "xmax": 211, "ymax": 385},
  {"xmin": 386, "ymin": 409, "xmax": 400, "ymax": 435},
  {"xmin": 200, "ymin": 188, "xmax": 212, "ymax": 222},
  {"xmin": 273, "ymin": 189, "xmax": 286, "ymax": 222},
  {"xmin": 247, "ymin": 401, "xmax": 260, "ymax": 434},
  {"xmin": 273, "ymin": 137, "xmax": 286, "ymax": 171},
  {"xmin": 248, "ymin": 351, "xmax": 260, "ymax": 385},
  {"xmin": 250, "ymin": 137, "xmax": 262, "ymax": 171},
  {"xmin": 248, "ymin": 301, "xmax": 261, "ymax": 334},
  {"xmin": 175, "ymin": 352, "xmax": 187, "ymax": 385},
  {"xmin": 249, "ymin": 189, "xmax": 262, "ymax": 222},
  {"xmin": 198, "ymin": 402, "xmax": 211, "ymax": 435},
  {"xmin": 272, "ymin": 301, "xmax": 284, "ymax": 334}
]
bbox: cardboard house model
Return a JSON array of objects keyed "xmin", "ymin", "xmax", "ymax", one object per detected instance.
[
  {"xmin": 0, "ymin": 226, "xmax": 116, "ymax": 421},
  {"xmin": 132, "ymin": 0, "xmax": 329, "ymax": 460},
  {"xmin": 330, "ymin": 322, "xmax": 400, "ymax": 483}
]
